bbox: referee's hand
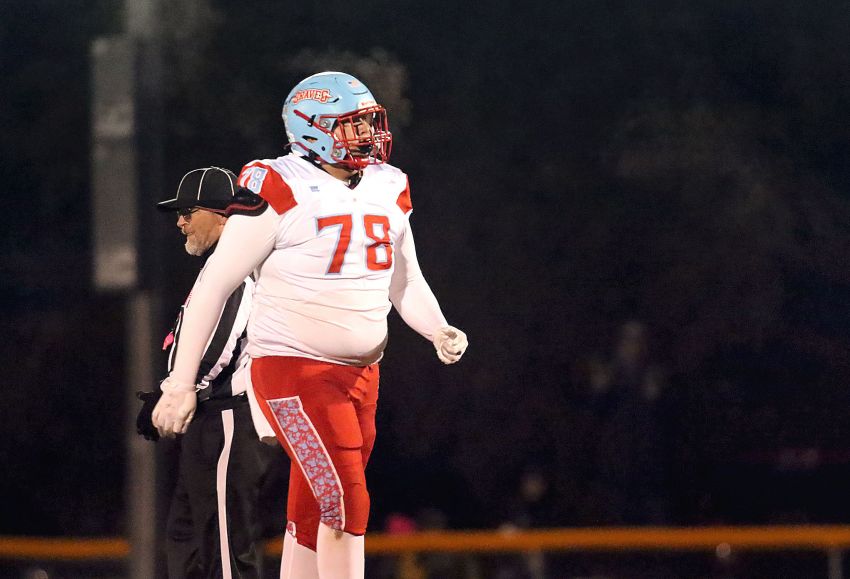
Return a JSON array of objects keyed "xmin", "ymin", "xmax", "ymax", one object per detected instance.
[{"xmin": 135, "ymin": 389, "xmax": 163, "ymax": 441}]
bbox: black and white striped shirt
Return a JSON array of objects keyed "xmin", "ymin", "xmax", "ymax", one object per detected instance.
[{"xmin": 165, "ymin": 258, "xmax": 254, "ymax": 402}]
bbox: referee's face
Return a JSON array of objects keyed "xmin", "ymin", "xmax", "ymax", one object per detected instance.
[{"xmin": 178, "ymin": 208, "xmax": 227, "ymax": 256}]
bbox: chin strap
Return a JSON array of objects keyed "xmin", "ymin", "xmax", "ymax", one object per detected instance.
[
  {"xmin": 305, "ymin": 149, "xmax": 323, "ymax": 166},
  {"xmin": 346, "ymin": 171, "xmax": 363, "ymax": 189}
]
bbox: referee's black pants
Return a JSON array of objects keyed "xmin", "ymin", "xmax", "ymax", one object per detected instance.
[{"xmin": 166, "ymin": 395, "xmax": 273, "ymax": 579}]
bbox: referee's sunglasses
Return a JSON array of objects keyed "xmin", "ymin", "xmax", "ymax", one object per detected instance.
[
  {"xmin": 177, "ymin": 207, "xmax": 201, "ymax": 220},
  {"xmin": 177, "ymin": 207, "xmax": 226, "ymax": 221}
]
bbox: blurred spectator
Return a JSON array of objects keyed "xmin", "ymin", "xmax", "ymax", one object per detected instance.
[
  {"xmin": 501, "ymin": 467, "xmax": 553, "ymax": 531},
  {"xmin": 494, "ymin": 467, "xmax": 553, "ymax": 579},
  {"xmin": 582, "ymin": 320, "xmax": 672, "ymax": 525},
  {"xmin": 418, "ymin": 508, "xmax": 481, "ymax": 579},
  {"xmin": 376, "ymin": 509, "xmax": 480, "ymax": 579},
  {"xmin": 374, "ymin": 512, "xmax": 423, "ymax": 579},
  {"xmin": 386, "ymin": 512, "xmax": 419, "ymax": 535}
]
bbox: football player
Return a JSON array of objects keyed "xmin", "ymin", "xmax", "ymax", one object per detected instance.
[{"xmin": 153, "ymin": 71, "xmax": 468, "ymax": 579}]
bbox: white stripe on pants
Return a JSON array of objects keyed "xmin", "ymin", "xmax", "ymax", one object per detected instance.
[{"xmin": 216, "ymin": 409, "xmax": 235, "ymax": 579}]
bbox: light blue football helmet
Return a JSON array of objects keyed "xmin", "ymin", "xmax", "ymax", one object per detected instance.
[{"xmin": 281, "ymin": 71, "xmax": 392, "ymax": 169}]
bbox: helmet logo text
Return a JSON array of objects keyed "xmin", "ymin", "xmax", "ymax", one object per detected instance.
[{"xmin": 291, "ymin": 89, "xmax": 332, "ymax": 104}]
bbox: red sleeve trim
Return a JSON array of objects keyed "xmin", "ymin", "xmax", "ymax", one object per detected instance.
[{"xmin": 395, "ymin": 178, "xmax": 412, "ymax": 215}]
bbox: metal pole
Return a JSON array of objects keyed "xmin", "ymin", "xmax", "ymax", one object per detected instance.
[
  {"xmin": 828, "ymin": 548, "xmax": 843, "ymax": 579},
  {"xmin": 90, "ymin": 30, "xmax": 158, "ymax": 579},
  {"xmin": 128, "ymin": 2, "xmax": 170, "ymax": 577},
  {"xmin": 92, "ymin": 0, "xmax": 168, "ymax": 575},
  {"xmin": 126, "ymin": 292, "xmax": 157, "ymax": 579}
]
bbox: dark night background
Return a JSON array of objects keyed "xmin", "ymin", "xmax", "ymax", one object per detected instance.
[{"xmin": 3, "ymin": 0, "xmax": 850, "ymax": 546}]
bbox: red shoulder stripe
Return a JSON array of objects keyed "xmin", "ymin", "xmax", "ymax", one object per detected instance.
[
  {"xmin": 396, "ymin": 178, "xmax": 412, "ymax": 215},
  {"xmin": 262, "ymin": 177, "xmax": 297, "ymax": 215}
]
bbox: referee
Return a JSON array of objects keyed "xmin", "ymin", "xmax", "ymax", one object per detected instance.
[{"xmin": 137, "ymin": 166, "xmax": 274, "ymax": 579}]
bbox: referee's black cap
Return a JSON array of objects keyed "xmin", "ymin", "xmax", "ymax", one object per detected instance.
[{"xmin": 157, "ymin": 166, "xmax": 238, "ymax": 212}]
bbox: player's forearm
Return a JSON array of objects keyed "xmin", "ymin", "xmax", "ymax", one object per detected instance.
[
  {"xmin": 388, "ymin": 222, "xmax": 448, "ymax": 340},
  {"xmin": 390, "ymin": 274, "xmax": 448, "ymax": 341}
]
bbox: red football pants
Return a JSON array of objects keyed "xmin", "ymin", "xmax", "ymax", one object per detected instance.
[{"xmin": 251, "ymin": 356, "xmax": 379, "ymax": 551}]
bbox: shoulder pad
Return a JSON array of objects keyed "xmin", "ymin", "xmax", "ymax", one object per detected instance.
[{"xmin": 225, "ymin": 188, "xmax": 268, "ymax": 217}]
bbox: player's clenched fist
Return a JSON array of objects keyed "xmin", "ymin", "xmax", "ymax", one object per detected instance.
[
  {"xmin": 432, "ymin": 325, "xmax": 468, "ymax": 364},
  {"xmin": 152, "ymin": 376, "xmax": 198, "ymax": 437}
]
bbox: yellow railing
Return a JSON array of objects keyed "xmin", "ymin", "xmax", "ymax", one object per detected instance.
[
  {"xmin": 3, "ymin": 526, "xmax": 850, "ymax": 560},
  {"xmin": 0, "ymin": 536, "xmax": 129, "ymax": 560}
]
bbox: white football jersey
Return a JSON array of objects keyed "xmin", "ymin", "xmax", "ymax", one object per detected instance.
[{"xmin": 237, "ymin": 153, "xmax": 417, "ymax": 365}]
